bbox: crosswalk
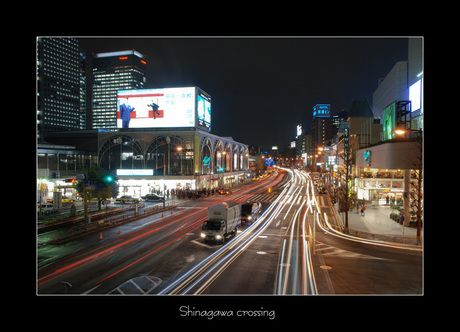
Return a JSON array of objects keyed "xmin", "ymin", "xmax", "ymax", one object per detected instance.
[
  {"xmin": 314, "ymin": 241, "xmax": 386, "ymax": 260},
  {"xmin": 250, "ymin": 193, "xmax": 277, "ymax": 203},
  {"xmin": 204, "ymin": 192, "xmax": 278, "ymax": 203},
  {"xmin": 108, "ymin": 276, "xmax": 162, "ymax": 294}
]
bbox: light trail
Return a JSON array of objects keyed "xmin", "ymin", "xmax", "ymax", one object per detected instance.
[
  {"xmin": 38, "ymin": 171, "xmax": 284, "ymax": 293},
  {"xmin": 159, "ymin": 170, "xmax": 293, "ymax": 295},
  {"xmin": 317, "ymin": 212, "xmax": 422, "ymax": 251},
  {"xmin": 274, "ymin": 168, "xmax": 317, "ymax": 295}
]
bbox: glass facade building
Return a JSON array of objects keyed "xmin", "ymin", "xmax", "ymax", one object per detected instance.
[
  {"xmin": 37, "ymin": 37, "xmax": 81, "ymax": 140},
  {"xmin": 92, "ymin": 50, "xmax": 147, "ymax": 129}
]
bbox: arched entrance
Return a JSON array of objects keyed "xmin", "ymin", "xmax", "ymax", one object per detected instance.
[
  {"xmin": 98, "ymin": 135, "xmax": 144, "ymax": 170},
  {"xmin": 200, "ymin": 137, "xmax": 212, "ymax": 175},
  {"xmin": 145, "ymin": 135, "xmax": 193, "ymax": 176}
]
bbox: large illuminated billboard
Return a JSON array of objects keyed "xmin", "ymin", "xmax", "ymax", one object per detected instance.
[
  {"xmin": 383, "ymin": 102, "xmax": 396, "ymax": 140},
  {"xmin": 117, "ymin": 87, "xmax": 211, "ymax": 131},
  {"xmin": 196, "ymin": 88, "xmax": 211, "ymax": 130},
  {"xmin": 409, "ymin": 79, "xmax": 422, "ymax": 113}
]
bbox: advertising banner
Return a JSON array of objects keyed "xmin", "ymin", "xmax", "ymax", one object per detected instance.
[
  {"xmin": 117, "ymin": 87, "xmax": 211, "ymax": 131},
  {"xmin": 409, "ymin": 79, "xmax": 422, "ymax": 113},
  {"xmin": 197, "ymin": 88, "xmax": 211, "ymax": 131},
  {"xmin": 383, "ymin": 102, "xmax": 396, "ymax": 140}
]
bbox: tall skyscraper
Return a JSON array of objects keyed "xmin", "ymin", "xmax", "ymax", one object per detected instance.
[
  {"xmin": 37, "ymin": 37, "xmax": 81, "ymax": 141},
  {"xmin": 91, "ymin": 50, "xmax": 147, "ymax": 129},
  {"xmin": 310, "ymin": 104, "xmax": 332, "ymax": 153}
]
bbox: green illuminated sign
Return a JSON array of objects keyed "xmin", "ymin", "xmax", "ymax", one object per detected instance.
[{"xmin": 383, "ymin": 102, "xmax": 396, "ymax": 140}]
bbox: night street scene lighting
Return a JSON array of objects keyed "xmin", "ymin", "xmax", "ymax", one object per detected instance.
[{"xmin": 36, "ymin": 37, "xmax": 424, "ymax": 317}]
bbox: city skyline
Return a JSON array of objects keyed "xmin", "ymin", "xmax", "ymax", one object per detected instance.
[{"xmin": 77, "ymin": 36, "xmax": 410, "ymax": 149}]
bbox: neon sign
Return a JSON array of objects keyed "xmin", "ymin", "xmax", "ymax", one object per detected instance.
[{"xmin": 313, "ymin": 104, "xmax": 331, "ymax": 118}]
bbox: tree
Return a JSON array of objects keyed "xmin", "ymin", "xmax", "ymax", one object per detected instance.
[
  {"xmin": 74, "ymin": 166, "xmax": 118, "ymax": 211},
  {"xmin": 335, "ymin": 128, "xmax": 351, "ymax": 229}
]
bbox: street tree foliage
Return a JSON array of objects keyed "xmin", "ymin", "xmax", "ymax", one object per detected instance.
[{"xmin": 74, "ymin": 166, "xmax": 118, "ymax": 211}]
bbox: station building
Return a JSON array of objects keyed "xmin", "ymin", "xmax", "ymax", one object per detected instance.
[
  {"xmin": 42, "ymin": 128, "xmax": 249, "ymax": 199},
  {"xmin": 39, "ymin": 85, "xmax": 250, "ymax": 200}
]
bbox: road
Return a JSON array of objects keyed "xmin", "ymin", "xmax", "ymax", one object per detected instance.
[
  {"xmin": 37, "ymin": 170, "xmax": 286, "ymax": 294},
  {"xmin": 160, "ymin": 169, "xmax": 422, "ymax": 295},
  {"xmin": 37, "ymin": 168, "xmax": 422, "ymax": 295}
]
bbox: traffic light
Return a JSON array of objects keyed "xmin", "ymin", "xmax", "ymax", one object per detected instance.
[
  {"xmin": 65, "ymin": 178, "xmax": 76, "ymax": 183},
  {"xmin": 104, "ymin": 175, "xmax": 114, "ymax": 183}
]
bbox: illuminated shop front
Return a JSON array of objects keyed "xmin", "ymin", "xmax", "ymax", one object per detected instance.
[
  {"xmin": 116, "ymin": 175, "xmax": 197, "ymax": 198},
  {"xmin": 355, "ymin": 141, "xmax": 422, "ymax": 205},
  {"xmin": 357, "ymin": 168, "xmax": 406, "ymax": 204}
]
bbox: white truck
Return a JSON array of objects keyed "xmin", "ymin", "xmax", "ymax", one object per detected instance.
[{"xmin": 200, "ymin": 203, "xmax": 241, "ymax": 243}]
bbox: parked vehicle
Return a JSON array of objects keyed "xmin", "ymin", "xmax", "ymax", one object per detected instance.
[
  {"xmin": 241, "ymin": 202, "xmax": 262, "ymax": 223},
  {"xmin": 116, "ymin": 195, "xmax": 141, "ymax": 204},
  {"xmin": 200, "ymin": 203, "xmax": 241, "ymax": 243},
  {"xmin": 37, "ymin": 203, "xmax": 55, "ymax": 215},
  {"xmin": 62, "ymin": 196, "xmax": 76, "ymax": 203},
  {"xmin": 142, "ymin": 194, "xmax": 165, "ymax": 202}
]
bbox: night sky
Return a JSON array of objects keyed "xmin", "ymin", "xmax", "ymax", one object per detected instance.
[{"xmin": 79, "ymin": 37, "xmax": 408, "ymax": 150}]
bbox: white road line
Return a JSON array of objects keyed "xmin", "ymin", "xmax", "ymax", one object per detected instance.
[
  {"xmin": 81, "ymin": 284, "xmax": 101, "ymax": 295},
  {"xmin": 191, "ymin": 239, "xmax": 216, "ymax": 249}
]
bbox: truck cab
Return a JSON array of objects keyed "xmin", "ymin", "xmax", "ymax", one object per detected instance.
[
  {"xmin": 200, "ymin": 203, "xmax": 241, "ymax": 244},
  {"xmin": 201, "ymin": 220, "xmax": 226, "ymax": 243}
]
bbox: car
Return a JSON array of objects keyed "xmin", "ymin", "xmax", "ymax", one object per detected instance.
[
  {"xmin": 142, "ymin": 194, "xmax": 165, "ymax": 202},
  {"xmin": 116, "ymin": 195, "xmax": 141, "ymax": 204},
  {"xmin": 241, "ymin": 202, "xmax": 262, "ymax": 223},
  {"xmin": 219, "ymin": 189, "xmax": 232, "ymax": 195},
  {"xmin": 37, "ymin": 203, "xmax": 54, "ymax": 215},
  {"xmin": 62, "ymin": 196, "xmax": 76, "ymax": 203}
]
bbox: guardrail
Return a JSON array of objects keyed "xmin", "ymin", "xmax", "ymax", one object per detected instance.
[
  {"xmin": 49, "ymin": 203, "xmax": 176, "ymax": 245},
  {"xmin": 38, "ymin": 203, "xmax": 147, "ymax": 233}
]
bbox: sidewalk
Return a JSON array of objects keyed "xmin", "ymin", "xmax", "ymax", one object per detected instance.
[{"xmin": 346, "ymin": 205, "xmax": 422, "ymax": 244}]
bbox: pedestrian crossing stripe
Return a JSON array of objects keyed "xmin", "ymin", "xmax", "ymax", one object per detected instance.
[
  {"xmin": 314, "ymin": 241, "xmax": 387, "ymax": 260},
  {"xmin": 250, "ymin": 193, "xmax": 276, "ymax": 203}
]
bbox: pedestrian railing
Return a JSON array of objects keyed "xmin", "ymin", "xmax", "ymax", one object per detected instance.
[{"xmin": 50, "ymin": 203, "xmax": 176, "ymax": 245}]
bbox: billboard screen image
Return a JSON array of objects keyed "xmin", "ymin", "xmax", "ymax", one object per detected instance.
[
  {"xmin": 197, "ymin": 89, "xmax": 211, "ymax": 131},
  {"xmin": 409, "ymin": 79, "xmax": 422, "ymax": 113},
  {"xmin": 117, "ymin": 87, "xmax": 211, "ymax": 131},
  {"xmin": 383, "ymin": 102, "xmax": 396, "ymax": 140}
]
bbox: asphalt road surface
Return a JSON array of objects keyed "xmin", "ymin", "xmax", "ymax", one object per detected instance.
[
  {"xmin": 37, "ymin": 170, "xmax": 286, "ymax": 294},
  {"xmin": 37, "ymin": 168, "xmax": 422, "ymax": 295}
]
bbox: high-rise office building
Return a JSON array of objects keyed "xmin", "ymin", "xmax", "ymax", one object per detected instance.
[
  {"xmin": 91, "ymin": 50, "xmax": 147, "ymax": 129},
  {"xmin": 331, "ymin": 109, "xmax": 349, "ymax": 137},
  {"xmin": 79, "ymin": 50, "xmax": 87, "ymax": 129},
  {"xmin": 310, "ymin": 104, "xmax": 332, "ymax": 153},
  {"xmin": 37, "ymin": 37, "xmax": 81, "ymax": 141}
]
